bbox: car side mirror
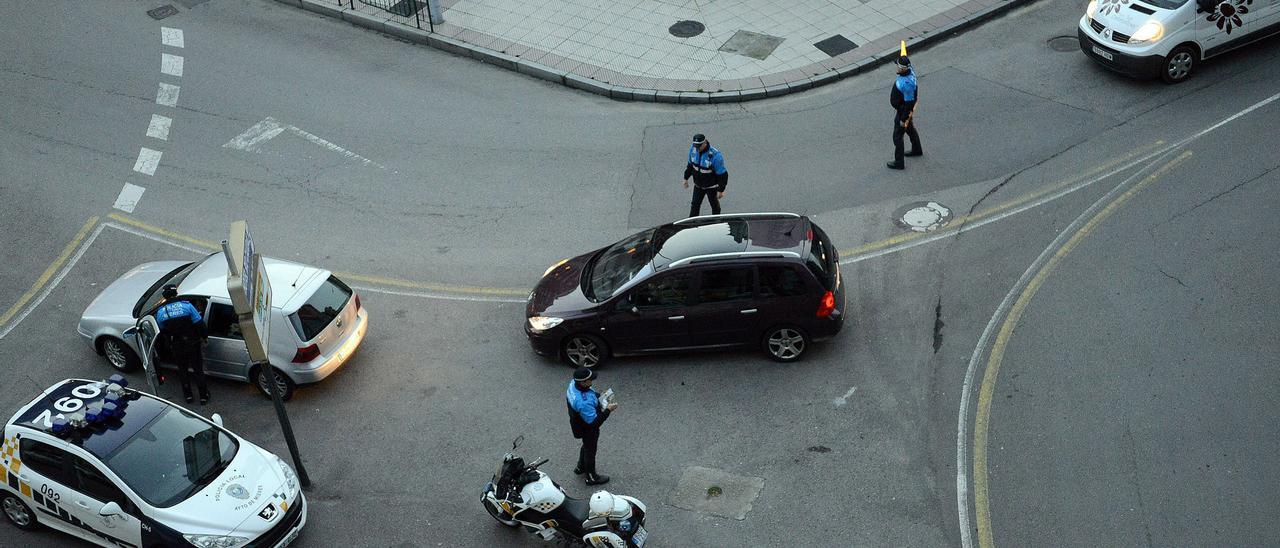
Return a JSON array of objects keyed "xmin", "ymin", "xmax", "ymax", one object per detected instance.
[
  {"xmin": 99, "ymin": 501, "xmax": 123, "ymax": 517},
  {"xmin": 210, "ymin": 413, "xmax": 224, "ymax": 427},
  {"xmin": 630, "ymin": 306, "xmax": 640, "ymax": 315}
]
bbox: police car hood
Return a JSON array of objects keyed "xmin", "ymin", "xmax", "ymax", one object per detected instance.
[{"xmin": 160, "ymin": 443, "xmax": 299, "ymax": 538}]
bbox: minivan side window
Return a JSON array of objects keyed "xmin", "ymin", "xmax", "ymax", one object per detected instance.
[
  {"xmin": 19, "ymin": 439, "xmax": 74, "ymax": 486},
  {"xmin": 697, "ymin": 267, "xmax": 755, "ymax": 304},
  {"xmin": 625, "ymin": 273, "xmax": 691, "ymax": 309},
  {"xmin": 759, "ymin": 265, "xmax": 808, "ymax": 298},
  {"xmin": 206, "ymin": 302, "xmax": 243, "ymax": 340}
]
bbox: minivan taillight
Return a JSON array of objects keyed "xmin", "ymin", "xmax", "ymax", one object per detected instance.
[
  {"xmin": 292, "ymin": 344, "xmax": 320, "ymax": 363},
  {"xmin": 816, "ymin": 291, "xmax": 835, "ymax": 318}
]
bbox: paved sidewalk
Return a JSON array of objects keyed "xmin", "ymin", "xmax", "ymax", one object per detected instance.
[{"xmin": 282, "ymin": 0, "xmax": 1031, "ymax": 102}]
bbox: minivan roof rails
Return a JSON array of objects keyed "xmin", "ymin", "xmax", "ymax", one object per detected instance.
[{"xmin": 673, "ymin": 212, "xmax": 802, "ymax": 226}]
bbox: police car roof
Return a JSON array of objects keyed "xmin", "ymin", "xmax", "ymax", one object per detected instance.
[
  {"xmin": 652, "ymin": 214, "xmax": 810, "ymax": 270},
  {"xmin": 11, "ymin": 379, "xmax": 169, "ymax": 461}
]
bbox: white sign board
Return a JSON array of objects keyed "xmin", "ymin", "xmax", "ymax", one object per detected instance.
[{"xmin": 223, "ymin": 221, "xmax": 272, "ymax": 364}]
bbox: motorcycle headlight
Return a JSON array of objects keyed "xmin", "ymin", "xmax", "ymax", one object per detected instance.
[
  {"xmin": 1130, "ymin": 21, "xmax": 1163, "ymax": 43},
  {"xmin": 183, "ymin": 534, "xmax": 249, "ymax": 548},
  {"xmin": 527, "ymin": 316, "xmax": 563, "ymax": 332},
  {"xmin": 1086, "ymin": 0, "xmax": 1097, "ymax": 18},
  {"xmin": 275, "ymin": 456, "xmax": 298, "ymax": 490}
]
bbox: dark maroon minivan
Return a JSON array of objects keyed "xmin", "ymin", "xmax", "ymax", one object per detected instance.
[{"xmin": 525, "ymin": 213, "xmax": 845, "ymax": 367}]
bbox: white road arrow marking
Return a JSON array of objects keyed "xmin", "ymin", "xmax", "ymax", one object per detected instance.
[{"xmin": 223, "ymin": 117, "xmax": 384, "ymax": 168}]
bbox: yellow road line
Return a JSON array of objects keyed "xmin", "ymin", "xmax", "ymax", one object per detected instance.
[
  {"xmin": 107, "ymin": 213, "xmax": 529, "ymax": 297},
  {"xmin": 107, "ymin": 213, "xmax": 219, "ymax": 250},
  {"xmin": 972, "ymin": 150, "xmax": 1192, "ymax": 548},
  {"xmin": 840, "ymin": 141, "xmax": 1165, "ymax": 258},
  {"xmin": 0, "ymin": 216, "xmax": 99, "ymax": 329}
]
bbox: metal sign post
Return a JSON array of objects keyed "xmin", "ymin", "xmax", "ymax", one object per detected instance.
[{"xmin": 222, "ymin": 221, "xmax": 312, "ymax": 488}]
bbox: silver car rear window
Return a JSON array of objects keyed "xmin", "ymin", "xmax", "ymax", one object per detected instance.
[{"xmin": 288, "ymin": 275, "xmax": 352, "ymax": 342}]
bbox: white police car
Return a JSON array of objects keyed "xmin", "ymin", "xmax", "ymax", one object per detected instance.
[{"xmin": 0, "ymin": 376, "xmax": 305, "ymax": 547}]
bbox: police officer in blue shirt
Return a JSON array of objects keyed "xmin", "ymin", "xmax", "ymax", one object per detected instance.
[
  {"xmin": 156, "ymin": 284, "xmax": 210, "ymax": 404},
  {"xmin": 567, "ymin": 367, "xmax": 617, "ymax": 486},
  {"xmin": 682, "ymin": 133, "xmax": 729, "ymax": 217},
  {"xmin": 887, "ymin": 56, "xmax": 923, "ymax": 170}
]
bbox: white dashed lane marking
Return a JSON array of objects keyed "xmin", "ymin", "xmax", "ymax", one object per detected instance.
[
  {"xmin": 132, "ymin": 148, "xmax": 162, "ymax": 176},
  {"xmin": 161, "ymin": 27, "xmax": 184, "ymax": 48},
  {"xmin": 146, "ymin": 114, "xmax": 172, "ymax": 140},
  {"xmin": 113, "ymin": 184, "xmax": 146, "ymax": 213},
  {"xmin": 156, "ymin": 82, "xmax": 180, "ymax": 107},
  {"xmin": 161, "ymin": 53, "xmax": 184, "ymax": 77}
]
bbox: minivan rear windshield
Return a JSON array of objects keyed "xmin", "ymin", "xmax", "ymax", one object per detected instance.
[
  {"xmin": 806, "ymin": 225, "xmax": 837, "ymax": 291},
  {"xmin": 289, "ymin": 275, "xmax": 352, "ymax": 341}
]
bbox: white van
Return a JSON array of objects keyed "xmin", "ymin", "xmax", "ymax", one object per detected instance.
[{"xmin": 1078, "ymin": 0, "xmax": 1280, "ymax": 83}]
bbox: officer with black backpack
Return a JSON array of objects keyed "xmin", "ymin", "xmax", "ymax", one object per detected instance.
[{"xmin": 156, "ymin": 284, "xmax": 210, "ymax": 404}]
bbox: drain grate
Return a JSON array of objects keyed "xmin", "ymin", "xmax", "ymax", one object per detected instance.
[
  {"xmin": 146, "ymin": 4, "xmax": 180, "ymax": 20},
  {"xmin": 1048, "ymin": 36, "xmax": 1079, "ymax": 52},
  {"xmin": 814, "ymin": 34, "xmax": 858, "ymax": 57},
  {"xmin": 669, "ymin": 20, "xmax": 705, "ymax": 38}
]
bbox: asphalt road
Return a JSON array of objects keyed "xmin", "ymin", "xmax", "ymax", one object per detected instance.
[{"xmin": 0, "ymin": 0, "xmax": 1277, "ymax": 546}]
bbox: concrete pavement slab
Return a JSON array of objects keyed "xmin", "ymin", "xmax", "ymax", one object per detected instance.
[{"xmin": 286, "ymin": 0, "xmax": 1037, "ymax": 101}]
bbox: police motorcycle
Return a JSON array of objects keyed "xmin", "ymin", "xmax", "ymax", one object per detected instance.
[{"xmin": 481, "ymin": 436, "xmax": 649, "ymax": 547}]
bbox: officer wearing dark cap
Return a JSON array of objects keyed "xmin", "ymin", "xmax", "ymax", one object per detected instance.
[
  {"xmin": 156, "ymin": 284, "xmax": 210, "ymax": 404},
  {"xmin": 566, "ymin": 367, "xmax": 617, "ymax": 485},
  {"xmin": 682, "ymin": 133, "xmax": 729, "ymax": 217},
  {"xmin": 887, "ymin": 56, "xmax": 923, "ymax": 170}
]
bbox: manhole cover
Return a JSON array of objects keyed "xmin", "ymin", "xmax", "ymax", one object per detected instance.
[
  {"xmin": 893, "ymin": 201, "xmax": 953, "ymax": 232},
  {"xmin": 720, "ymin": 30, "xmax": 785, "ymax": 61},
  {"xmin": 147, "ymin": 4, "xmax": 180, "ymax": 19},
  {"xmin": 814, "ymin": 34, "xmax": 858, "ymax": 57},
  {"xmin": 669, "ymin": 20, "xmax": 705, "ymax": 38},
  {"xmin": 1048, "ymin": 36, "xmax": 1079, "ymax": 52}
]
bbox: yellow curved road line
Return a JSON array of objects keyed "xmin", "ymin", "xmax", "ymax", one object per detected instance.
[
  {"xmin": 106, "ymin": 213, "xmax": 529, "ymax": 297},
  {"xmin": 972, "ymin": 150, "xmax": 1192, "ymax": 548},
  {"xmin": 0, "ymin": 216, "xmax": 99, "ymax": 329},
  {"xmin": 839, "ymin": 141, "xmax": 1164, "ymax": 259}
]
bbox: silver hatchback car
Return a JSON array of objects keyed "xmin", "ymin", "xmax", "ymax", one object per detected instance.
[{"xmin": 77, "ymin": 252, "xmax": 369, "ymax": 400}]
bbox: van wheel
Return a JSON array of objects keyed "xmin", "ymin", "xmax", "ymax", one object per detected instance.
[
  {"xmin": 2, "ymin": 492, "xmax": 39, "ymax": 531},
  {"xmin": 563, "ymin": 334, "xmax": 608, "ymax": 368},
  {"xmin": 762, "ymin": 326, "xmax": 809, "ymax": 363},
  {"xmin": 99, "ymin": 337, "xmax": 141, "ymax": 372},
  {"xmin": 1162, "ymin": 45, "xmax": 1195, "ymax": 84},
  {"xmin": 254, "ymin": 366, "xmax": 296, "ymax": 401}
]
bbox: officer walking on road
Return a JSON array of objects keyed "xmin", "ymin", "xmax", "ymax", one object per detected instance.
[
  {"xmin": 682, "ymin": 133, "xmax": 729, "ymax": 217},
  {"xmin": 886, "ymin": 55, "xmax": 923, "ymax": 170},
  {"xmin": 567, "ymin": 367, "xmax": 617, "ymax": 486},
  {"xmin": 156, "ymin": 285, "xmax": 210, "ymax": 405}
]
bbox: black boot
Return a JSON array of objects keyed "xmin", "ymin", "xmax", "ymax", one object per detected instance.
[
  {"xmin": 199, "ymin": 390, "xmax": 210, "ymax": 405},
  {"xmin": 585, "ymin": 473, "xmax": 610, "ymax": 486},
  {"xmin": 905, "ymin": 149, "xmax": 923, "ymax": 157},
  {"xmin": 183, "ymin": 390, "xmax": 194, "ymax": 404},
  {"xmin": 886, "ymin": 161, "xmax": 904, "ymax": 170},
  {"xmin": 573, "ymin": 466, "xmax": 587, "ymax": 475}
]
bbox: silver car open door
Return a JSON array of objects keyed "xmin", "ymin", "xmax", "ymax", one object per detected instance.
[{"xmin": 123, "ymin": 316, "xmax": 163, "ymax": 394}]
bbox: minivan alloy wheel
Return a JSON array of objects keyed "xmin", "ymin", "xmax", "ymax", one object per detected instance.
[{"xmin": 766, "ymin": 328, "xmax": 806, "ymax": 361}]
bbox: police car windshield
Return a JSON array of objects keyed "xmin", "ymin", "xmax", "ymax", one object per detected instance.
[
  {"xmin": 102, "ymin": 405, "xmax": 238, "ymax": 508},
  {"xmin": 585, "ymin": 229, "xmax": 656, "ymax": 302}
]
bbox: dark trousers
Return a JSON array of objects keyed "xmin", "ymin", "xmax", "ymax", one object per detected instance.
[
  {"xmin": 577, "ymin": 429, "xmax": 600, "ymax": 474},
  {"xmin": 171, "ymin": 341, "xmax": 208, "ymax": 398},
  {"xmin": 893, "ymin": 118, "xmax": 922, "ymax": 164},
  {"xmin": 690, "ymin": 186, "xmax": 721, "ymax": 217}
]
